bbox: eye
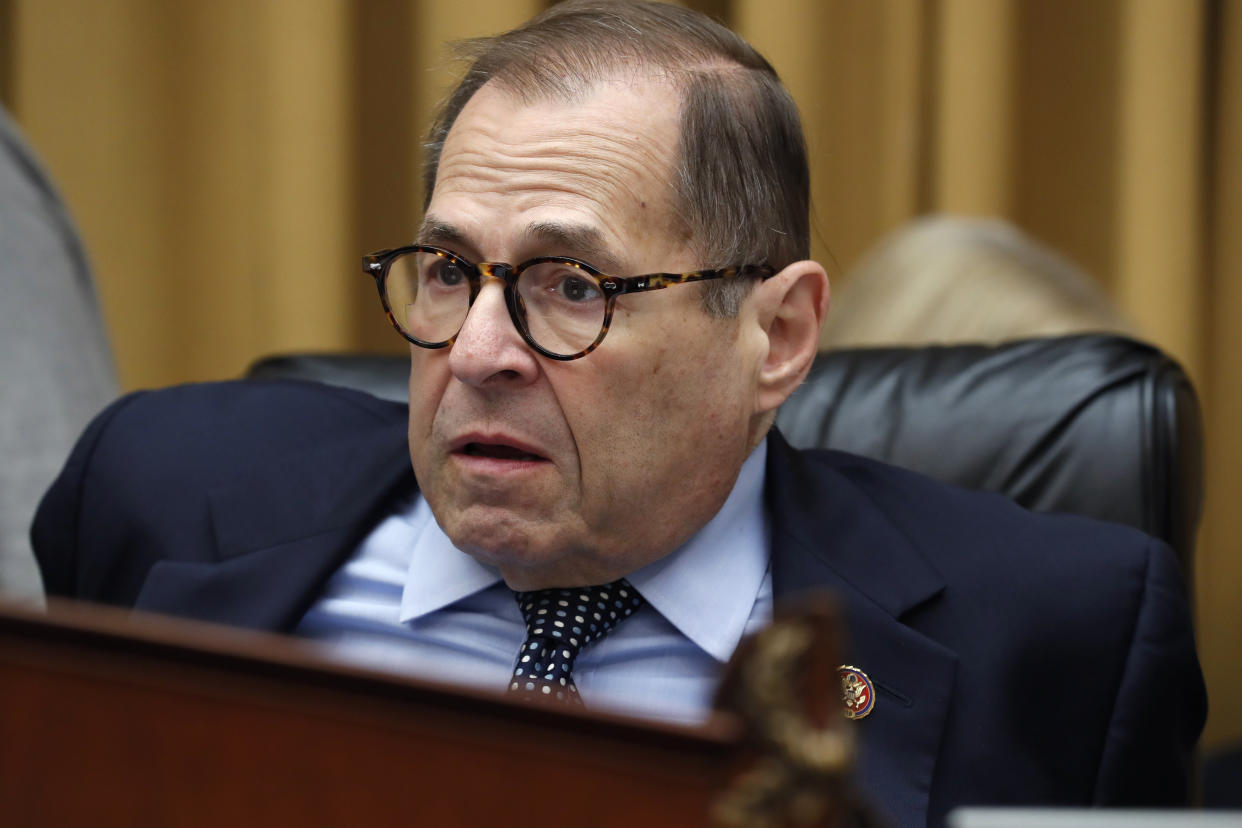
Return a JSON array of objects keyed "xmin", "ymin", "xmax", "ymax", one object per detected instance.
[
  {"xmin": 427, "ymin": 257, "xmax": 468, "ymax": 287},
  {"xmin": 517, "ymin": 261, "xmax": 605, "ymax": 315},
  {"xmin": 555, "ymin": 272, "xmax": 602, "ymax": 303}
]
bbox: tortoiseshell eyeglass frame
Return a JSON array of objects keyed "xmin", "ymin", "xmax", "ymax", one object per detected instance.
[{"xmin": 362, "ymin": 244, "xmax": 777, "ymax": 361}]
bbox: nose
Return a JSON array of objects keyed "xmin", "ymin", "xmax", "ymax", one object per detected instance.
[{"xmin": 447, "ymin": 277, "xmax": 540, "ymax": 387}]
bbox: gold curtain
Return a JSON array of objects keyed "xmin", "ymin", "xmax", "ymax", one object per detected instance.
[
  {"xmin": 7, "ymin": 0, "xmax": 541, "ymax": 385},
  {"xmin": 5, "ymin": 0, "xmax": 1240, "ymax": 749}
]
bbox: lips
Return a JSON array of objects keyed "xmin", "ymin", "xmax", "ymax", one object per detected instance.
[
  {"xmin": 460, "ymin": 442, "xmax": 545, "ymax": 462},
  {"xmin": 449, "ymin": 433, "xmax": 549, "ymax": 464}
]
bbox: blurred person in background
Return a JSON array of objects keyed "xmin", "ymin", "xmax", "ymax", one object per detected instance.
[
  {"xmin": 0, "ymin": 103, "xmax": 116, "ymax": 604},
  {"xmin": 822, "ymin": 214, "xmax": 1135, "ymax": 349}
]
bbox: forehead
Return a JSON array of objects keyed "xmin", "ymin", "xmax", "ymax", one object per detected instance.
[{"xmin": 428, "ymin": 77, "xmax": 686, "ymax": 262}]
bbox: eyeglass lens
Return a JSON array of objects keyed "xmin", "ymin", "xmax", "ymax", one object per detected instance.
[{"xmin": 384, "ymin": 249, "xmax": 608, "ymax": 357}]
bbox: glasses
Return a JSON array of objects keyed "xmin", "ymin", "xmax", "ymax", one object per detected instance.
[{"xmin": 362, "ymin": 245, "xmax": 776, "ymax": 360}]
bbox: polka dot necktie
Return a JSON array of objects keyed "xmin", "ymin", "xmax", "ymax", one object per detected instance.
[{"xmin": 509, "ymin": 579, "xmax": 644, "ymax": 706}]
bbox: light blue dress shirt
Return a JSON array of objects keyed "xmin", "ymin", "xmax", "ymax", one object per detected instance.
[{"xmin": 296, "ymin": 442, "xmax": 772, "ymax": 725}]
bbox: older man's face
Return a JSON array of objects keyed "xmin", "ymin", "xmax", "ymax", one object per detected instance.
[{"xmin": 408, "ymin": 77, "xmax": 770, "ymax": 589}]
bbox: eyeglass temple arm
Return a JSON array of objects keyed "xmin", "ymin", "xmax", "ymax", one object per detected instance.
[{"xmin": 605, "ymin": 265, "xmax": 776, "ymax": 297}]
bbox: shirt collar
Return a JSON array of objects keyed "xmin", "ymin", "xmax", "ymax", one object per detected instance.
[
  {"xmin": 400, "ymin": 498, "xmax": 503, "ymax": 622},
  {"xmin": 400, "ymin": 440, "xmax": 771, "ymax": 663}
]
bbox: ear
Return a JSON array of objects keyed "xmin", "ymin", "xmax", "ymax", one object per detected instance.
[{"xmin": 753, "ymin": 260, "xmax": 830, "ymax": 414}]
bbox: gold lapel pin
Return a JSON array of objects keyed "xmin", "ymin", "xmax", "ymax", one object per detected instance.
[{"xmin": 838, "ymin": 665, "xmax": 875, "ymax": 720}]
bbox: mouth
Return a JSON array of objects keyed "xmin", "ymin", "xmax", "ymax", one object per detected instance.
[
  {"xmin": 449, "ymin": 433, "xmax": 551, "ymax": 467},
  {"xmin": 458, "ymin": 442, "xmax": 547, "ymax": 462}
]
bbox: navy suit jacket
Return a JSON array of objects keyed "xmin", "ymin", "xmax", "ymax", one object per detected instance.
[{"xmin": 33, "ymin": 379, "xmax": 1206, "ymax": 828}]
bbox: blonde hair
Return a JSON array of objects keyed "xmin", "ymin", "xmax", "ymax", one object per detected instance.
[{"xmin": 822, "ymin": 215, "xmax": 1135, "ymax": 349}]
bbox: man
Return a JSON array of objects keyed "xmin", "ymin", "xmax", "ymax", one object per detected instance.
[{"xmin": 33, "ymin": 2, "xmax": 1204, "ymax": 826}]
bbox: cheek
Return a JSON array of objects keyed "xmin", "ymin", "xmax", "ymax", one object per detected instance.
[
  {"xmin": 568, "ymin": 334, "xmax": 746, "ymax": 490},
  {"xmin": 407, "ymin": 350, "xmax": 448, "ymax": 445}
]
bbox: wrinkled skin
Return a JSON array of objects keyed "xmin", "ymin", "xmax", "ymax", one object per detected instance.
[{"xmin": 408, "ymin": 76, "xmax": 820, "ymax": 590}]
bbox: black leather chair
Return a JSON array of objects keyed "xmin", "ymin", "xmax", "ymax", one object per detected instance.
[{"xmin": 247, "ymin": 334, "xmax": 1202, "ymax": 581}]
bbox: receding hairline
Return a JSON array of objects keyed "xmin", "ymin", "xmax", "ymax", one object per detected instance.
[
  {"xmin": 445, "ymin": 0, "xmax": 775, "ymax": 105},
  {"xmin": 422, "ymin": 0, "xmax": 812, "ymax": 313},
  {"xmin": 479, "ymin": 55, "xmax": 760, "ymax": 106}
]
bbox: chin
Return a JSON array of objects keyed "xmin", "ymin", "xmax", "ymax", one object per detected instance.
[
  {"xmin": 450, "ymin": 515, "xmax": 564, "ymax": 566},
  {"xmin": 458, "ymin": 525, "xmax": 612, "ymax": 589}
]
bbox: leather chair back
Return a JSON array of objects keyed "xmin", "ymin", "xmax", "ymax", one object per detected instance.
[
  {"xmin": 248, "ymin": 334, "xmax": 1202, "ymax": 580},
  {"xmin": 775, "ymin": 335, "xmax": 1201, "ymax": 579}
]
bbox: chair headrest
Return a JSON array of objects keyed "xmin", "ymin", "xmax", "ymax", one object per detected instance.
[{"xmin": 775, "ymin": 334, "xmax": 1201, "ymax": 574}]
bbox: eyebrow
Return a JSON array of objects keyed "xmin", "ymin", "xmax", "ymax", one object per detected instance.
[
  {"xmin": 415, "ymin": 216, "xmax": 468, "ymax": 249},
  {"xmin": 521, "ymin": 221, "xmax": 623, "ymax": 274},
  {"xmin": 416, "ymin": 215, "xmax": 624, "ymax": 274}
]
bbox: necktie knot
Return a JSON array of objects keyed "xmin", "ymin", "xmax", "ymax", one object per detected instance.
[{"xmin": 509, "ymin": 578, "xmax": 644, "ymax": 705}]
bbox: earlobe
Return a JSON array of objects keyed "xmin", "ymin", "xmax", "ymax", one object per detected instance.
[{"xmin": 754, "ymin": 260, "xmax": 830, "ymax": 414}]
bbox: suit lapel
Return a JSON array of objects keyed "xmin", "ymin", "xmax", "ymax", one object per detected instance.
[
  {"xmin": 135, "ymin": 419, "xmax": 415, "ymax": 631},
  {"xmin": 767, "ymin": 431, "xmax": 957, "ymax": 828}
]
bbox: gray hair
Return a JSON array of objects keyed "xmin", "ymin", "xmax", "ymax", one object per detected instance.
[{"xmin": 423, "ymin": 0, "xmax": 809, "ymax": 317}]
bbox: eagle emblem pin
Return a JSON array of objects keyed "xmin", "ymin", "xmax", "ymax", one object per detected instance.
[{"xmin": 838, "ymin": 665, "xmax": 875, "ymax": 720}]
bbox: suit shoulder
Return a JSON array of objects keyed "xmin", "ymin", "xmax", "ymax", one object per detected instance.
[
  {"xmin": 49, "ymin": 379, "xmax": 403, "ymax": 514},
  {"xmin": 34, "ymin": 380, "xmax": 409, "ymax": 600},
  {"xmin": 108, "ymin": 378, "xmax": 405, "ymax": 427},
  {"xmin": 805, "ymin": 447, "xmax": 1168, "ymax": 585},
  {"xmin": 85, "ymin": 377, "xmax": 393, "ymax": 448}
]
